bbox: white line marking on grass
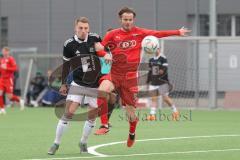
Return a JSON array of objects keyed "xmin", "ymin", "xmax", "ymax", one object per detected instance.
[
  {"xmin": 25, "ymin": 134, "xmax": 240, "ymax": 160},
  {"xmin": 88, "ymin": 134, "xmax": 240, "ymax": 157}
]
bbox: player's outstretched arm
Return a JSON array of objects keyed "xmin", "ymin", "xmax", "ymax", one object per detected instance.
[
  {"xmin": 142, "ymin": 26, "xmax": 191, "ymax": 38},
  {"xmin": 178, "ymin": 26, "xmax": 191, "ymax": 36}
]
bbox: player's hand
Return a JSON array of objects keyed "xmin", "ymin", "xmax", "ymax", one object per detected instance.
[
  {"xmin": 104, "ymin": 53, "xmax": 112, "ymax": 64},
  {"xmin": 59, "ymin": 84, "xmax": 68, "ymax": 96},
  {"xmin": 179, "ymin": 26, "xmax": 191, "ymax": 36},
  {"xmin": 1, "ymin": 64, "xmax": 7, "ymax": 69},
  {"xmin": 159, "ymin": 69, "xmax": 164, "ymax": 75}
]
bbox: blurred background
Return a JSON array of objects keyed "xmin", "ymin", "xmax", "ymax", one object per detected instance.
[{"xmin": 0, "ymin": 0, "xmax": 239, "ymax": 109}]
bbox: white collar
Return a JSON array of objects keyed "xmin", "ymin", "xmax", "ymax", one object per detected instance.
[{"xmin": 74, "ymin": 34, "xmax": 88, "ymax": 43}]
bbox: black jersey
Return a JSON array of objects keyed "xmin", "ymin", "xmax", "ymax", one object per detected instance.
[
  {"xmin": 62, "ymin": 33, "xmax": 102, "ymax": 88},
  {"xmin": 147, "ymin": 55, "xmax": 169, "ymax": 86}
]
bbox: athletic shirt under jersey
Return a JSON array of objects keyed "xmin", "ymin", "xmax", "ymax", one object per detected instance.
[
  {"xmin": 63, "ymin": 33, "xmax": 102, "ymax": 88},
  {"xmin": 147, "ymin": 55, "xmax": 169, "ymax": 86}
]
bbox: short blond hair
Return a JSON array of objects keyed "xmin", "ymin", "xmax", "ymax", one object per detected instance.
[
  {"xmin": 2, "ymin": 46, "xmax": 10, "ymax": 52},
  {"xmin": 75, "ymin": 17, "xmax": 89, "ymax": 25}
]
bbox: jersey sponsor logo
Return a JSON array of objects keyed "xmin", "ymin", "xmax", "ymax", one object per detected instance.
[{"xmin": 119, "ymin": 40, "xmax": 137, "ymax": 50}]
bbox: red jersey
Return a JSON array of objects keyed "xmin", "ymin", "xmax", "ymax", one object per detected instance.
[
  {"xmin": 102, "ymin": 26, "xmax": 180, "ymax": 76},
  {"xmin": 0, "ymin": 56, "xmax": 18, "ymax": 79}
]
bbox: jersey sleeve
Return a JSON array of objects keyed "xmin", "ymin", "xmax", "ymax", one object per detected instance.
[
  {"xmin": 101, "ymin": 31, "xmax": 113, "ymax": 47},
  {"xmin": 96, "ymin": 50, "xmax": 107, "ymax": 57},
  {"xmin": 62, "ymin": 39, "xmax": 72, "ymax": 84},
  {"xmin": 94, "ymin": 34, "xmax": 102, "ymax": 42},
  {"xmin": 63, "ymin": 39, "xmax": 73, "ymax": 61},
  {"xmin": 7, "ymin": 57, "xmax": 18, "ymax": 72},
  {"xmin": 162, "ymin": 57, "xmax": 168, "ymax": 67},
  {"xmin": 141, "ymin": 28, "xmax": 180, "ymax": 38},
  {"xmin": 160, "ymin": 56, "xmax": 168, "ymax": 74}
]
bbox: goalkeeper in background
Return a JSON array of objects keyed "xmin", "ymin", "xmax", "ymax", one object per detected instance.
[{"xmin": 146, "ymin": 42, "xmax": 179, "ymax": 121}]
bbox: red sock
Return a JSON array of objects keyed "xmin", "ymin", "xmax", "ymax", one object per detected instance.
[
  {"xmin": 11, "ymin": 95, "xmax": 20, "ymax": 103},
  {"xmin": 97, "ymin": 98, "xmax": 108, "ymax": 126},
  {"xmin": 129, "ymin": 119, "xmax": 138, "ymax": 134},
  {"xmin": 0, "ymin": 95, "xmax": 4, "ymax": 109}
]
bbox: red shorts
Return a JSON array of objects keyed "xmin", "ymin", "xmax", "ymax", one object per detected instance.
[
  {"xmin": 0, "ymin": 78, "xmax": 14, "ymax": 94},
  {"xmin": 100, "ymin": 72, "xmax": 138, "ymax": 107}
]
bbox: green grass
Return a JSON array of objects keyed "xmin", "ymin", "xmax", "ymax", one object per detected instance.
[{"xmin": 0, "ymin": 107, "xmax": 240, "ymax": 160}]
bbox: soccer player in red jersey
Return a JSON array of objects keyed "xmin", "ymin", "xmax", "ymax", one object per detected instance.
[
  {"xmin": 0, "ymin": 47, "xmax": 24, "ymax": 114},
  {"xmin": 97, "ymin": 7, "xmax": 191, "ymax": 147}
]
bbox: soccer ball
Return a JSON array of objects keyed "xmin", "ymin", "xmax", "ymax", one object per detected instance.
[{"xmin": 141, "ymin": 35, "xmax": 160, "ymax": 54}]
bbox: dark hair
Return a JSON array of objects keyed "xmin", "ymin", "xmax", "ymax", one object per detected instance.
[
  {"xmin": 106, "ymin": 28, "xmax": 113, "ymax": 32},
  {"xmin": 118, "ymin": 7, "xmax": 136, "ymax": 18},
  {"xmin": 75, "ymin": 17, "xmax": 89, "ymax": 25}
]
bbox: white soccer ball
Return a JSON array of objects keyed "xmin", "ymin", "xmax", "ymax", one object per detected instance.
[{"xmin": 141, "ymin": 36, "xmax": 160, "ymax": 54}]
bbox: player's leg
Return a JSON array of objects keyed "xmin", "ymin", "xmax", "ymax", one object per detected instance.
[
  {"xmin": 48, "ymin": 95, "xmax": 80, "ymax": 155},
  {"xmin": 147, "ymin": 85, "xmax": 159, "ymax": 121},
  {"xmin": 6, "ymin": 93, "xmax": 24, "ymax": 110},
  {"xmin": 121, "ymin": 76, "xmax": 139, "ymax": 147},
  {"xmin": 80, "ymin": 96, "xmax": 98, "ymax": 153},
  {"xmin": 95, "ymin": 79, "xmax": 115, "ymax": 135},
  {"xmin": 147, "ymin": 96, "xmax": 158, "ymax": 121},
  {"xmin": 5, "ymin": 78, "xmax": 24, "ymax": 110},
  {"xmin": 107, "ymin": 98, "xmax": 118, "ymax": 127},
  {"xmin": 0, "ymin": 90, "xmax": 6, "ymax": 114},
  {"xmin": 163, "ymin": 95, "xmax": 179, "ymax": 120},
  {"xmin": 0, "ymin": 79, "xmax": 6, "ymax": 114},
  {"xmin": 125, "ymin": 104, "xmax": 138, "ymax": 147}
]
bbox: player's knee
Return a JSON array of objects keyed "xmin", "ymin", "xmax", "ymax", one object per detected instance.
[
  {"xmin": 0, "ymin": 90, "xmax": 4, "ymax": 96},
  {"xmin": 99, "ymin": 80, "xmax": 114, "ymax": 92},
  {"xmin": 6, "ymin": 94, "xmax": 13, "ymax": 100},
  {"xmin": 62, "ymin": 113, "xmax": 74, "ymax": 121}
]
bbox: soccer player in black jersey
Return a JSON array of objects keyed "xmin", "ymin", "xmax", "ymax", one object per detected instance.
[
  {"xmin": 146, "ymin": 39, "xmax": 179, "ymax": 121},
  {"xmin": 48, "ymin": 17, "xmax": 111, "ymax": 155}
]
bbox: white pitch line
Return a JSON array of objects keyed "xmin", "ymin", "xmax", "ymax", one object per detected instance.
[
  {"xmin": 88, "ymin": 134, "xmax": 240, "ymax": 157},
  {"xmin": 24, "ymin": 134, "xmax": 240, "ymax": 160}
]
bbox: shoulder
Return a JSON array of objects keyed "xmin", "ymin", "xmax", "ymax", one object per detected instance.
[
  {"xmin": 89, "ymin": 32, "xmax": 101, "ymax": 40},
  {"xmin": 160, "ymin": 54, "xmax": 167, "ymax": 59},
  {"xmin": 64, "ymin": 37, "xmax": 74, "ymax": 47},
  {"xmin": 89, "ymin": 32, "xmax": 102, "ymax": 42},
  {"xmin": 9, "ymin": 56, "xmax": 16, "ymax": 61},
  {"xmin": 106, "ymin": 28, "xmax": 121, "ymax": 36},
  {"xmin": 134, "ymin": 26, "xmax": 145, "ymax": 32}
]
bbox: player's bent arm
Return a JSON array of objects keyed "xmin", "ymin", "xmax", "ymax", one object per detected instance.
[
  {"xmin": 96, "ymin": 42, "xmax": 112, "ymax": 64},
  {"xmin": 4, "ymin": 66, "xmax": 17, "ymax": 72}
]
